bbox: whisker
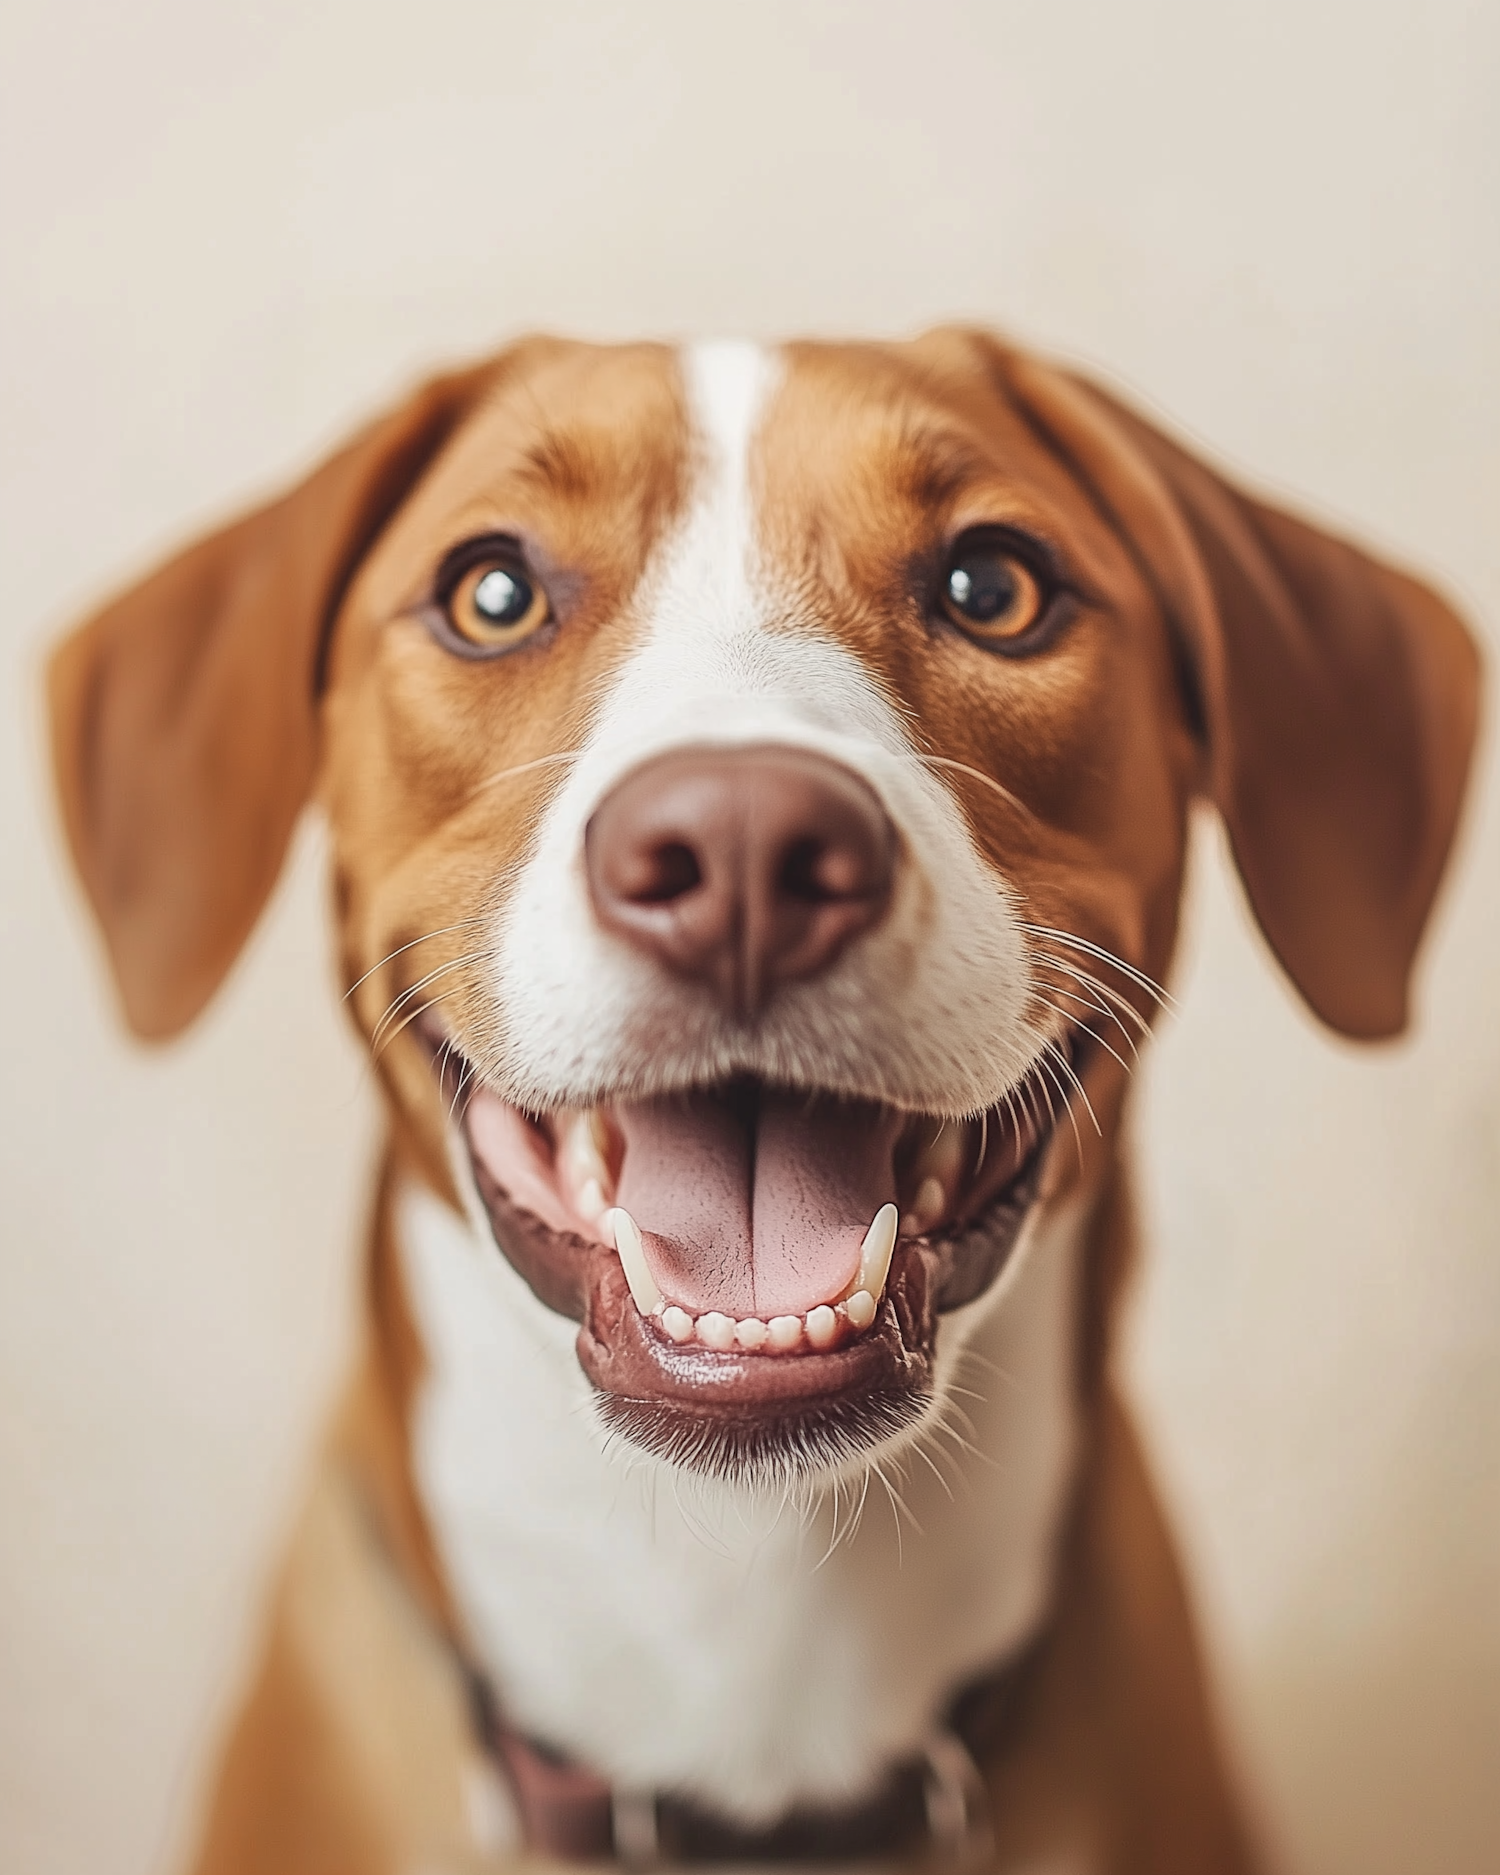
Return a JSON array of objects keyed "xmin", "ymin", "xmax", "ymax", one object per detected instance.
[
  {"xmin": 918, "ymin": 755, "xmax": 1040, "ymax": 828},
  {"xmin": 1000, "ymin": 1082, "xmax": 1032, "ymax": 1158},
  {"xmin": 1029, "ymin": 960, "xmax": 1144, "ymax": 1057},
  {"xmin": 907, "ymin": 1435, "xmax": 955, "ymax": 1502},
  {"xmin": 1034, "ymin": 954, "xmax": 1154, "ymax": 1039},
  {"xmin": 1030, "ymin": 993, "xmax": 1136, "ymax": 1079},
  {"xmin": 1035, "ymin": 980, "xmax": 1138, "ymax": 1055},
  {"xmin": 1019, "ymin": 1074, "xmax": 1046, "ymax": 1150},
  {"xmin": 1042, "ymin": 1038, "xmax": 1102, "ymax": 1139},
  {"xmin": 370, "ymin": 952, "xmax": 486, "ymax": 1053},
  {"xmin": 849, "ymin": 1464, "xmax": 872, "ymax": 1548},
  {"xmin": 1018, "ymin": 924, "xmax": 1175, "ymax": 1011},
  {"xmin": 446, "ymin": 1060, "xmax": 478, "ymax": 1128},
  {"xmin": 344, "ymin": 917, "xmax": 485, "ymax": 1002},
  {"xmin": 371, "ymin": 991, "xmax": 467, "ymax": 1065},
  {"xmin": 468, "ymin": 748, "xmax": 583, "ymax": 802},
  {"xmin": 370, "ymin": 950, "xmax": 486, "ymax": 1041},
  {"xmin": 1035, "ymin": 1046, "xmax": 1087, "ymax": 1166},
  {"xmin": 927, "ymin": 1413, "xmax": 995, "ymax": 1472},
  {"xmin": 1031, "ymin": 1057, "xmax": 1060, "ymax": 1134},
  {"xmin": 871, "ymin": 1457, "xmax": 921, "ymax": 1547},
  {"xmin": 815, "ymin": 1480, "xmax": 844, "ymax": 1570},
  {"xmin": 434, "ymin": 1034, "xmax": 459, "ymax": 1113},
  {"xmin": 1042, "ymin": 960, "xmax": 1147, "ymax": 1035},
  {"xmin": 939, "ymin": 1392, "xmax": 987, "ymax": 1442}
]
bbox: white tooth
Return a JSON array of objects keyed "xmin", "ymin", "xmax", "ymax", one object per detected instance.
[
  {"xmin": 734, "ymin": 1317, "xmax": 769, "ymax": 1351},
  {"xmin": 607, "ymin": 1207, "xmax": 663, "ymax": 1317},
  {"xmin": 768, "ymin": 1314, "xmax": 804, "ymax": 1352},
  {"xmin": 697, "ymin": 1311, "xmax": 735, "ymax": 1351},
  {"xmin": 805, "ymin": 1304, "xmax": 838, "ymax": 1349},
  {"xmin": 561, "ymin": 1110, "xmax": 614, "ymax": 1214},
  {"xmin": 587, "ymin": 1108, "xmax": 614, "ymax": 1160},
  {"xmin": 845, "ymin": 1289, "xmax": 877, "ymax": 1330},
  {"xmin": 907, "ymin": 1117, "xmax": 968, "ymax": 1193},
  {"xmin": 899, "ymin": 1176, "xmax": 945, "ymax": 1237},
  {"xmin": 661, "ymin": 1306, "xmax": 695, "ymax": 1343},
  {"xmin": 857, "ymin": 1203, "xmax": 899, "ymax": 1301}
]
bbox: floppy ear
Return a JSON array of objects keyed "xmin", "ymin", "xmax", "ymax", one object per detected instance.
[
  {"xmin": 996, "ymin": 350, "xmax": 1482, "ymax": 1040},
  {"xmin": 48, "ymin": 364, "xmax": 491, "ymax": 1041}
]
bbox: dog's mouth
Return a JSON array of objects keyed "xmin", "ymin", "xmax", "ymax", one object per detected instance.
[{"xmin": 415, "ymin": 1025, "xmax": 1076, "ymax": 1481}]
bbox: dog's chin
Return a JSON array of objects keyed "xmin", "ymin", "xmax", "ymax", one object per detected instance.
[{"xmin": 416, "ymin": 1025, "xmax": 1068, "ymax": 1486}]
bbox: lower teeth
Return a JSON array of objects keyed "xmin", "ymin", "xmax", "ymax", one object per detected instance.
[{"xmin": 605, "ymin": 1199, "xmax": 897, "ymax": 1355}]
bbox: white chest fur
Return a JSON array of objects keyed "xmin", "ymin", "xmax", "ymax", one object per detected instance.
[{"xmin": 397, "ymin": 1179, "xmax": 1083, "ymax": 1825}]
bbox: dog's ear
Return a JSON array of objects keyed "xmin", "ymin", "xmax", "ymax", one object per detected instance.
[
  {"xmin": 48, "ymin": 364, "xmax": 492, "ymax": 1040},
  {"xmin": 995, "ymin": 349, "xmax": 1482, "ymax": 1039}
]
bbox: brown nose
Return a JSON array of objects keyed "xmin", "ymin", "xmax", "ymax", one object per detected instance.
[{"xmin": 585, "ymin": 745, "xmax": 896, "ymax": 1018}]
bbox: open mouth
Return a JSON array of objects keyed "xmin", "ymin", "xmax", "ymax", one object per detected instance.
[{"xmin": 415, "ymin": 1025, "xmax": 1078, "ymax": 1482}]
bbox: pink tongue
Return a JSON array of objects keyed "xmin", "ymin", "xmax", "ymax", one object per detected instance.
[{"xmin": 614, "ymin": 1090, "xmax": 903, "ymax": 1318}]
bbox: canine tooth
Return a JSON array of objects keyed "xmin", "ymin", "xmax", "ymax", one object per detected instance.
[
  {"xmin": 857, "ymin": 1203, "xmax": 900, "ymax": 1301},
  {"xmin": 561, "ymin": 1110, "xmax": 615, "ymax": 1215},
  {"xmin": 607, "ymin": 1208, "xmax": 663, "ymax": 1317},
  {"xmin": 734, "ymin": 1317, "xmax": 769, "ymax": 1351},
  {"xmin": 768, "ymin": 1314, "xmax": 804, "ymax": 1352},
  {"xmin": 907, "ymin": 1117, "xmax": 968, "ymax": 1192},
  {"xmin": 805, "ymin": 1305, "xmax": 838, "ymax": 1349},
  {"xmin": 845, "ymin": 1289, "xmax": 877, "ymax": 1330},
  {"xmin": 697, "ymin": 1311, "xmax": 736, "ymax": 1351}
]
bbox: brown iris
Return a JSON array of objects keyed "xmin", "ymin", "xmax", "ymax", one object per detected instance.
[
  {"xmin": 444, "ymin": 555, "xmax": 550, "ymax": 652},
  {"xmin": 940, "ymin": 541, "xmax": 1045, "ymax": 646}
]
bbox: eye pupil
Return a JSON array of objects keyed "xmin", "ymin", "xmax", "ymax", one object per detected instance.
[
  {"xmin": 947, "ymin": 555, "xmax": 1016, "ymax": 622},
  {"xmin": 473, "ymin": 565, "xmax": 530, "ymax": 624}
]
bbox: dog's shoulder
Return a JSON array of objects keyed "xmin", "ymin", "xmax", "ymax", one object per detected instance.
[{"xmin": 186, "ymin": 1430, "xmax": 510, "ymax": 1875}]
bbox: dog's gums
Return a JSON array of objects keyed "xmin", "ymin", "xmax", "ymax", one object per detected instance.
[{"xmin": 417, "ymin": 1019, "xmax": 1070, "ymax": 1479}]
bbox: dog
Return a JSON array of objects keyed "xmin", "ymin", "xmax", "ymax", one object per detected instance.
[{"xmin": 48, "ymin": 332, "xmax": 1480, "ymax": 1875}]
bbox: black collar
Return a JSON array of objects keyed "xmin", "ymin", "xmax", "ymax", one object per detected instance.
[{"xmin": 462, "ymin": 1636, "xmax": 1044, "ymax": 1866}]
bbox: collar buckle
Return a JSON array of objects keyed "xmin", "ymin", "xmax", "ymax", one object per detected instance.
[{"xmin": 921, "ymin": 1727, "xmax": 995, "ymax": 1868}]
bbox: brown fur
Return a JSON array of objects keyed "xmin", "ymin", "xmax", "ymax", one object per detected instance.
[{"xmin": 47, "ymin": 333, "xmax": 1480, "ymax": 1872}]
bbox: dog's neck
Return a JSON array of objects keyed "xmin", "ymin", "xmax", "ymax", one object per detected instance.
[{"xmin": 395, "ymin": 1174, "xmax": 1087, "ymax": 1826}]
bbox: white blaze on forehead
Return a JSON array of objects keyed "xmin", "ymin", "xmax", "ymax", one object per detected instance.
[
  {"xmin": 484, "ymin": 338, "xmax": 1040, "ymax": 1117},
  {"xmin": 679, "ymin": 337, "xmax": 775, "ymax": 601},
  {"xmin": 605, "ymin": 338, "xmax": 903, "ymax": 751}
]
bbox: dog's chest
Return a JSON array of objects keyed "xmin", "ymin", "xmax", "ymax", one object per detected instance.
[{"xmin": 396, "ymin": 1182, "xmax": 1083, "ymax": 1823}]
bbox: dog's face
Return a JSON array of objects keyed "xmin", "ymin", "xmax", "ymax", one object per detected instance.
[
  {"xmin": 49, "ymin": 330, "xmax": 1479, "ymax": 1488},
  {"xmin": 320, "ymin": 334, "xmax": 1187, "ymax": 1481}
]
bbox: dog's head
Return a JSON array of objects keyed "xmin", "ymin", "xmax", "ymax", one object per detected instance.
[{"xmin": 49, "ymin": 333, "xmax": 1479, "ymax": 1486}]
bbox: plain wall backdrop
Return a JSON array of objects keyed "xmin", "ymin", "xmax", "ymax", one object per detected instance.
[{"xmin": 2, "ymin": 3, "xmax": 1496, "ymax": 1872}]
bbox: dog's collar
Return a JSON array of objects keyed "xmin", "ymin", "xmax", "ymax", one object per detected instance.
[{"xmin": 462, "ymin": 1641, "xmax": 1043, "ymax": 1866}]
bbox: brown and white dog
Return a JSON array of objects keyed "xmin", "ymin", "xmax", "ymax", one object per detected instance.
[{"xmin": 49, "ymin": 333, "xmax": 1480, "ymax": 1875}]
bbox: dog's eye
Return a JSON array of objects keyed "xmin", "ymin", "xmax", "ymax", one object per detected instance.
[
  {"xmin": 441, "ymin": 550, "xmax": 550, "ymax": 653},
  {"xmin": 940, "ymin": 540, "xmax": 1045, "ymax": 648}
]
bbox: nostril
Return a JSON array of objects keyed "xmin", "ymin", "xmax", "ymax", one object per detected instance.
[
  {"xmin": 779, "ymin": 836, "xmax": 879, "ymax": 904},
  {"xmin": 780, "ymin": 840, "xmax": 825, "ymax": 903},
  {"xmin": 779, "ymin": 837, "xmax": 831, "ymax": 903},
  {"xmin": 632, "ymin": 839, "xmax": 702, "ymax": 904},
  {"xmin": 587, "ymin": 745, "xmax": 895, "ymax": 1010}
]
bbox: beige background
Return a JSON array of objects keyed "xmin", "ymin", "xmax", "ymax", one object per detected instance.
[{"xmin": 2, "ymin": 3, "xmax": 1496, "ymax": 1871}]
